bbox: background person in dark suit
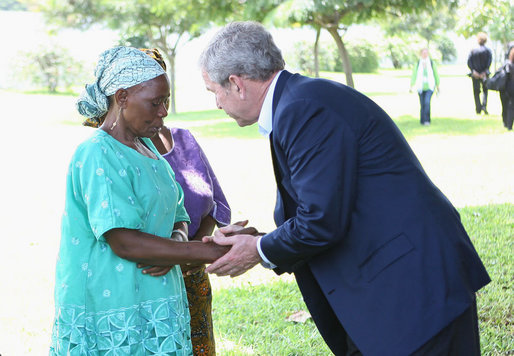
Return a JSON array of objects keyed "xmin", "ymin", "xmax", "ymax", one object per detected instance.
[
  {"xmin": 467, "ymin": 32, "xmax": 493, "ymax": 115},
  {"xmin": 499, "ymin": 42, "xmax": 514, "ymax": 130},
  {"xmin": 200, "ymin": 21, "xmax": 490, "ymax": 356}
]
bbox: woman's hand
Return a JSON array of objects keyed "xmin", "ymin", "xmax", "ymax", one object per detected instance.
[
  {"xmin": 181, "ymin": 262, "xmax": 205, "ymax": 276},
  {"xmin": 137, "ymin": 263, "xmax": 173, "ymax": 277},
  {"xmin": 215, "ymin": 220, "xmax": 259, "ymax": 237}
]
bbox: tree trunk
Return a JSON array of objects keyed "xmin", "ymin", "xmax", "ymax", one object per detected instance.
[
  {"xmin": 168, "ymin": 53, "xmax": 176, "ymax": 115},
  {"xmin": 314, "ymin": 27, "xmax": 320, "ymax": 78},
  {"xmin": 326, "ymin": 27, "xmax": 354, "ymax": 88}
]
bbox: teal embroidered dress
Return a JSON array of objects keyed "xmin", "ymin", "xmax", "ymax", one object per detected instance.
[{"xmin": 50, "ymin": 129, "xmax": 192, "ymax": 355}]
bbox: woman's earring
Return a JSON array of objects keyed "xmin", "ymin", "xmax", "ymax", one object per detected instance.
[{"xmin": 111, "ymin": 107, "xmax": 122, "ymax": 130}]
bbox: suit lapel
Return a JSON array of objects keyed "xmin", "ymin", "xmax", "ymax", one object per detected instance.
[
  {"xmin": 272, "ymin": 70, "xmax": 292, "ymax": 118},
  {"xmin": 269, "ymin": 70, "xmax": 292, "ymax": 190},
  {"xmin": 269, "ymin": 70, "xmax": 293, "ymax": 225}
]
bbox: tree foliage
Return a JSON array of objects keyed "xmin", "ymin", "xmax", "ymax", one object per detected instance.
[
  {"xmin": 381, "ymin": 4, "xmax": 457, "ymax": 47},
  {"xmin": 289, "ymin": 38, "xmax": 379, "ymax": 75},
  {"xmin": 457, "ymin": 0, "xmax": 513, "ymax": 50},
  {"xmin": 378, "ymin": 4, "xmax": 458, "ymax": 67},
  {"xmin": 41, "ymin": 0, "xmax": 236, "ymax": 114},
  {"xmin": 15, "ymin": 43, "xmax": 87, "ymax": 93},
  {"xmin": 243, "ymin": 0, "xmax": 456, "ymax": 88},
  {"xmin": 0, "ymin": 0, "xmax": 27, "ymax": 10}
]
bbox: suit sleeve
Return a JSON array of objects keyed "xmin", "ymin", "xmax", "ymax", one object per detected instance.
[
  {"xmin": 467, "ymin": 51, "xmax": 473, "ymax": 71},
  {"xmin": 260, "ymin": 99, "xmax": 358, "ymax": 273},
  {"xmin": 486, "ymin": 49, "xmax": 493, "ymax": 74}
]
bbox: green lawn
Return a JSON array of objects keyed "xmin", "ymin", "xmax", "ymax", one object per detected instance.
[{"xmin": 211, "ymin": 204, "xmax": 513, "ymax": 355}]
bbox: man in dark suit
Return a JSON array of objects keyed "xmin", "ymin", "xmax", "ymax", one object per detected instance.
[
  {"xmin": 468, "ymin": 32, "xmax": 493, "ymax": 115},
  {"xmin": 200, "ymin": 21, "xmax": 490, "ymax": 355}
]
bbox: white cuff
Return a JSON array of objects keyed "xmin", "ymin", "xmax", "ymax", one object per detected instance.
[{"xmin": 257, "ymin": 236, "xmax": 277, "ymax": 269}]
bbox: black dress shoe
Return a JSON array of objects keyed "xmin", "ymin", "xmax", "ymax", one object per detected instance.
[{"xmin": 482, "ymin": 108, "xmax": 488, "ymax": 115}]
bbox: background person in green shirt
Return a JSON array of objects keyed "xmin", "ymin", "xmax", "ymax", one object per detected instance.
[{"xmin": 410, "ymin": 48, "xmax": 440, "ymax": 126}]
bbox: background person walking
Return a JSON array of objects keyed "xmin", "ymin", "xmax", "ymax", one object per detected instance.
[
  {"xmin": 410, "ymin": 48, "xmax": 440, "ymax": 126},
  {"xmin": 467, "ymin": 32, "xmax": 493, "ymax": 115}
]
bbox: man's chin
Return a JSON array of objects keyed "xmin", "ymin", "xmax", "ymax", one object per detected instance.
[{"xmin": 233, "ymin": 117, "xmax": 257, "ymax": 127}]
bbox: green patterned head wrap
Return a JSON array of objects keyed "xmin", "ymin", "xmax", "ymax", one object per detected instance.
[{"xmin": 77, "ymin": 46, "xmax": 166, "ymax": 127}]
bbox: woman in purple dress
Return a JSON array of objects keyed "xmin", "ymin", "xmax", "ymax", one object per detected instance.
[
  {"xmin": 151, "ymin": 125, "xmax": 230, "ymax": 356},
  {"xmin": 141, "ymin": 47, "xmax": 231, "ymax": 356}
]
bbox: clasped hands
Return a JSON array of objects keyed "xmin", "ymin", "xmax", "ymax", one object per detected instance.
[
  {"xmin": 472, "ymin": 70, "xmax": 486, "ymax": 80},
  {"xmin": 202, "ymin": 220, "xmax": 264, "ymax": 278},
  {"xmin": 137, "ymin": 220, "xmax": 264, "ymax": 278}
]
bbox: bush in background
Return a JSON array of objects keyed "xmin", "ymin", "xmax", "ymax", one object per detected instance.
[
  {"xmin": 13, "ymin": 43, "xmax": 89, "ymax": 93},
  {"xmin": 337, "ymin": 41, "xmax": 379, "ymax": 73},
  {"xmin": 288, "ymin": 39, "xmax": 379, "ymax": 74},
  {"xmin": 436, "ymin": 34, "xmax": 457, "ymax": 63}
]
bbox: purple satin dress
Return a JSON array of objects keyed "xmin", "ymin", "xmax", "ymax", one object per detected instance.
[{"xmin": 162, "ymin": 127, "xmax": 231, "ymax": 237}]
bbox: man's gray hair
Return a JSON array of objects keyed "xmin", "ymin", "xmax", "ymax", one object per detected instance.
[{"xmin": 199, "ymin": 21, "xmax": 285, "ymax": 86}]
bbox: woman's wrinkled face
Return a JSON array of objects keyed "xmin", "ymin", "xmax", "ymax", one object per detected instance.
[{"xmin": 123, "ymin": 74, "xmax": 170, "ymax": 138}]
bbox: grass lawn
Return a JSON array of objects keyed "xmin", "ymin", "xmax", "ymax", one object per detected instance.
[
  {"xmin": 0, "ymin": 65, "xmax": 511, "ymax": 355},
  {"xmin": 211, "ymin": 204, "xmax": 513, "ymax": 355}
]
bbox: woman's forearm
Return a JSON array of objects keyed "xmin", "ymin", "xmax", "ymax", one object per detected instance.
[
  {"xmin": 105, "ymin": 228, "xmax": 228, "ymax": 266},
  {"xmin": 191, "ymin": 215, "xmax": 217, "ymax": 241}
]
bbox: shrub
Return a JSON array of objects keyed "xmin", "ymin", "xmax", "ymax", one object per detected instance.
[
  {"xmin": 435, "ymin": 35, "xmax": 457, "ymax": 63},
  {"xmin": 288, "ymin": 39, "xmax": 379, "ymax": 74},
  {"xmin": 14, "ymin": 43, "xmax": 88, "ymax": 93}
]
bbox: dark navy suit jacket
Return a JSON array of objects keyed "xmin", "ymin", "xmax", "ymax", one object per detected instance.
[{"xmin": 260, "ymin": 71, "xmax": 490, "ymax": 355}]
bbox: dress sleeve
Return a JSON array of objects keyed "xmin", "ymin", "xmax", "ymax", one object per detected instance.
[
  {"xmin": 189, "ymin": 133, "xmax": 231, "ymax": 226},
  {"xmin": 72, "ymin": 143, "xmax": 146, "ymax": 240},
  {"xmin": 173, "ymin": 172, "xmax": 190, "ymax": 224}
]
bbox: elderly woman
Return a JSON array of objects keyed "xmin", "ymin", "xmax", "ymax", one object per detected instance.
[{"xmin": 50, "ymin": 46, "xmax": 228, "ymax": 355}]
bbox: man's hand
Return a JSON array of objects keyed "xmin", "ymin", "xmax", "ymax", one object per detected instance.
[
  {"xmin": 137, "ymin": 264, "xmax": 172, "ymax": 277},
  {"xmin": 204, "ymin": 234, "xmax": 261, "ymax": 277}
]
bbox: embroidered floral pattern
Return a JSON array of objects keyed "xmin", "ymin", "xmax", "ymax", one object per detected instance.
[{"xmin": 50, "ymin": 297, "xmax": 192, "ymax": 355}]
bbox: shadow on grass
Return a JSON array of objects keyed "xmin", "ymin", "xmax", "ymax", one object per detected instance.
[
  {"xmin": 166, "ymin": 109, "xmax": 229, "ymax": 122},
  {"xmin": 59, "ymin": 110, "xmax": 505, "ymax": 141},
  {"xmin": 180, "ymin": 113, "xmax": 506, "ymax": 140},
  {"xmin": 187, "ymin": 120, "xmax": 262, "ymax": 139},
  {"xmin": 394, "ymin": 115, "xmax": 505, "ymax": 139}
]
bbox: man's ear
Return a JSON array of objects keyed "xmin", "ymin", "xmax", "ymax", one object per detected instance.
[
  {"xmin": 114, "ymin": 88, "xmax": 129, "ymax": 108},
  {"xmin": 228, "ymin": 75, "xmax": 246, "ymax": 99}
]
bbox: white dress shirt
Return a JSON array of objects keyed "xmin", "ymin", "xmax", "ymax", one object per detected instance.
[{"xmin": 256, "ymin": 70, "xmax": 283, "ymax": 269}]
